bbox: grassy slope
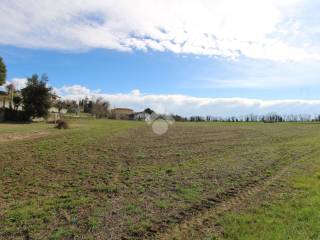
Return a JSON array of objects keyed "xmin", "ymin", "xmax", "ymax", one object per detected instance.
[
  {"xmin": 167, "ymin": 124, "xmax": 320, "ymax": 240},
  {"xmin": 214, "ymin": 142, "xmax": 320, "ymax": 240},
  {"xmin": 0, "ymin": 119, "xmax": 143, "ymax": 239},
  {"xmin": 1, "ymin": 121, "xmax": 320, "ymax": 239}
]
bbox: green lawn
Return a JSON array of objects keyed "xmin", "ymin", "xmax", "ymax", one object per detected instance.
[{"xmin": 1, "ymin": 120, "xmax": 320, "ymax": 239}]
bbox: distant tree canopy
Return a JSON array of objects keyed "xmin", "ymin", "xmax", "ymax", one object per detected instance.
[
  {"xmin": 13, "ymin": 96, "xmax": 22, "ymax": 111},
  {"xmin": 91, "ymin": 97, "xmax": 110, "ymax": 118},
  {"xmin": 65, "ymin": 100, "xmax": 79, "ymax": 114},
  {"xmin": 53, "ymin": 100, "xmax": 67, "ymax": 113},
  {"xmin": 80, "ymin": 97, "xmax": 93, "ymax": 114},
  {"xmin": 0, "ymin": 57, "xmax": 6, "ymax": 86},
  {"xmin": 144, "ymin": 108, "xmax": 154, "ymax": 115},
  {"xmin": 172, "ymin": 114, "xmax": 187, "ymax": 121},
  {"xmin": 21, "ymin": 74, "xmax": 52, "ymax": 119}
]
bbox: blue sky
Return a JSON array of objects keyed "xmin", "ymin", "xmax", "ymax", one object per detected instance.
[
  {"xmin": 2, "ymin": 45, "xmax": 319, "ymax": 100},
  {"xmin": 1, "ymin": 0, "xmax": 320, "ymax": 116}
]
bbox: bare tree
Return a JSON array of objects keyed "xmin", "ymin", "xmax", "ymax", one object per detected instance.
[
  {"xmin": 92, "ymin": 97, "xmax": 110, "ymax": 118},
  {"xmin": 6, "ymin": 83, "xmax": 15, "ymax": 109}
]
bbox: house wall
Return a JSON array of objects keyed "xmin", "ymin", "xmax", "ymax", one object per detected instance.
[
  {"xmin": 111, "ymin": 108, "xmax": 134, "ymax": 120},
  {"xmin": 133, "ymin": 112, "xmax": 148, "ymax": 120},
  {"xmin": 49, "ymin": 107, "xmax": 68, "ymax": 114}
]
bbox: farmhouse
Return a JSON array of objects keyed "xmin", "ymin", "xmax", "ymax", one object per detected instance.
[
  {"xmin": 48, "ymin": 94, "xmax": 67, "ymax": 113},
  {"xmin": 46, "ymin": 94, "xmax": 68, "ymax": 122},
  {"xmin": 0, "ymin": 90, "xmax": 8, "ymax": 108},
  {"xmin": 129, "ymin": 111, "xmax": 149, "ymax": 120},
  {"xmin": 111, "ymin": 108, "xmax": 134, "ymax": 120},
  {"xmin": 0, "ymin": 90, "xmax": 23, "ymax": 110}
]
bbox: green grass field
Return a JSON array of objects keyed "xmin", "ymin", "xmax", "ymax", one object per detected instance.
[{"xmin": 1, "ymin": 120, "xmax": 320, "ymax": 239}]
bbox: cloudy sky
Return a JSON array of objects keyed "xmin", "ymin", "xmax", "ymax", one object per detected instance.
[{"xmin": 1, "ymin": 0, "xmax": 320, "ymax": 116}]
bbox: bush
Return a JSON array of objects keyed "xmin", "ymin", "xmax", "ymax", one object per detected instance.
[
  {"xmin": 0, "ymin": 109, "xmax": 4, "ymax": 122},
  {"xmin": 4, "ymin": 108, "xmax": 30, "ymax": 122},
  {"xmin": 55, "ymin": 120, "xmax": 69, "ymax": 129}
]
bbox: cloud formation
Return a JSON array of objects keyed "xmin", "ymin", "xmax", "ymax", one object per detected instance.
[
  {"xmin": 0, "ymin": 0, "xmax": 318, "ymax": 61},
  {"xmin": 3, "ymin": 79, "xmax": 320, "ymax": 117},
  {"xmin": 54, "ymin": 85, "xmax": 320, "ymax": 117},
  {"xmin": 0, "ymin": 78, "xmax": 27, "ymax": 91}
]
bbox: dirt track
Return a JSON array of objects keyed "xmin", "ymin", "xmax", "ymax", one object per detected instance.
[
  {"xmin": 156, "ymin": 148, "xmax": 320, "ymax": 240},
  {"xmin": 0, "ymin": 131, "xmax": 50, "ymax": 142}
]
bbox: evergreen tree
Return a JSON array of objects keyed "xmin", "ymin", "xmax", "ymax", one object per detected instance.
[
  {"xmin": 0, "ymin": 57, "xmax": 6, "ymax": 86},
  {"xmin": 21, "ymin": 74, "xmax": 52, "ymax": 119}
]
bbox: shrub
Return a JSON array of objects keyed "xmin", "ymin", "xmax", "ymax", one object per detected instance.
[
  {"xmin": 55, "ymin": 120, "xmax": 69, "ymax": 129},
  {"xmin": 4, "ymin": 108, "xmax": 30, "ymax": 122},
  {"xmin": 0, "ymin": 108, "xmax": 4, "ymax": 122}
]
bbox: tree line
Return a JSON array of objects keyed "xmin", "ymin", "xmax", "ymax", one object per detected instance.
[
  {"xmin": 188, "ymin": 113, "xmax": 320, "ymax": 122},
  {"xmin": 54, "ymin": 97, "xmax": 111, "ymax": 118},
  {"xmin": 2, "ymin": 56, "xmax": 320, "ymax": 123},
  {"xmin": 0, "ymin": 57, "xmax": 112, "ymax": 121}
]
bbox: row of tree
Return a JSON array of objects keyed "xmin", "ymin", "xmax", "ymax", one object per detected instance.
[
  {"xmin": 189, "ymin": 113, "xmax": 320, "ymax": 122},
  {"xmin": 1, "ymin": 57, "xmax": 112, "ymax": 121},
  {"xmin": 53, "ymin": 97, "xmax": 111, "ymax": 118}
]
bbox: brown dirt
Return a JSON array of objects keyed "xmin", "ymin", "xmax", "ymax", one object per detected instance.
[
  {"xmin": 0, "ymin": 131, "xmax": 50, "ymax": 142},
  {"xmin": 155, "ymin": 148, "xmax": 320, "ymax": 240},
  {"xmin": 2, "ymin": 122, "xmax": 320, "ymax": 240}
]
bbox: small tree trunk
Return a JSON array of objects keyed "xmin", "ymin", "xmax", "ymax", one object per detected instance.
[{"xmin": 9, "ymin": 91, "xmax": 13, "ymax": 109}]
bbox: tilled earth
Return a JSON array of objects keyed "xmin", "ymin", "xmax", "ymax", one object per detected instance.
[{"xmin": 1, "ymin": 121, "xmax": 320, "ymax": 239}]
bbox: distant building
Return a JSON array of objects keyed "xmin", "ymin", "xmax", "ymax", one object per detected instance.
[
  {"xmin": 111, "ymin": 108, "xmax": 134, "ymax": 120},
  {"xmin": 47, "ymin": 94, "xmax": 68, "ymax": 122},
  {"xmin": 48, "ymin": 94, "xmax": 67, "ymax": 114},
  {"xmin": 129, "ymin": 111, "xmax": 149, "ymax": 121},
  {"xmin": 0, "ymin": 91, "xmax": 8, "ymax": 108},
  {"xmin": 0, "ymin": 91, "xmax": 23, "ymax": 110}
]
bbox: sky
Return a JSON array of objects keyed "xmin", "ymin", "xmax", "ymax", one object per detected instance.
[{"xmin": 1, "ymin": 0, "xmax": 320, "ymax": 117}]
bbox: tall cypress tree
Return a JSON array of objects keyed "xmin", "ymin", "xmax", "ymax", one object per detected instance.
[{"xmin": 0, "ymin": 57, "xmax": 6, "ymax": 86}]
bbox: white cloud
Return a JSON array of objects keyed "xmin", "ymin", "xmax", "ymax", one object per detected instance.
[
  {"xmin": 55, "ymin": 85, "xmax": 320, "ymax": 116},
  {"xmin": 0, "ymin": 0, "xmax": 318, "ymax": 61},
  {"xmin": 205, "ymin": 76, "xmax": 319, "ymax": 89},
  {"xmin": 0, "ymin": 78, "xmax": 27, "ymax": 91},
  {"xmin": 60, "ymin": 85, "xmax": 92, "ymax": 95},
  {"xmin": 194, "ymin": 58, "xmax": 320, "ymax": 89}
]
